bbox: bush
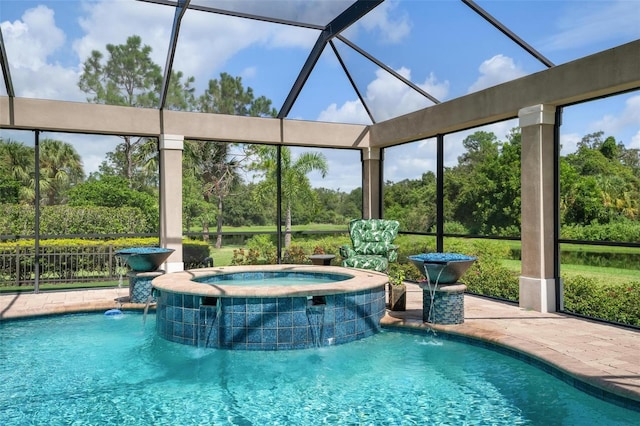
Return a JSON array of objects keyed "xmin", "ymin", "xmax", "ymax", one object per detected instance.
[
  {"xmin": 563, "ymin": 275, "xmax": 640, "ymax": 326},
  {"xmin": 0, "ymin": 204, "xmax": 151, "ymax": 236},
  {"xmin": 183, "ymin": 240, "xmax": 211, "ymax": 268}
]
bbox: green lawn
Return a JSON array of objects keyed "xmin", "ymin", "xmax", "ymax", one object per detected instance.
[{"xmin": 501, "ymin": 259, "xmax": 640, "ymax": 285}]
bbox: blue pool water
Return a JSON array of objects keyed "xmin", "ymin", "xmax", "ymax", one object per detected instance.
[
  {"xmin": 192, "ymin": 271, "xmax": 351, "ymax": 287},
  {"xmin": 1, "ymin": 313, "xmax": 638, "ymax": 425}
]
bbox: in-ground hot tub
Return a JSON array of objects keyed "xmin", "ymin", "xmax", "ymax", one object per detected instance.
[{"xmin": 152, "ymin": 264, "xmax": 389, "ymax": 350}]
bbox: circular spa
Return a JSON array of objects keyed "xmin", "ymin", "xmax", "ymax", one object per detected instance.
[{"xmin": 152, "ymin": 264, "xmax": 389, "ymax": 350}]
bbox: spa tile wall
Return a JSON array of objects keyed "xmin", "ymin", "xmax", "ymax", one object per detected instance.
[{"xmin": 155, "ymin": 286, "xmax": 386, "ymax": 350}]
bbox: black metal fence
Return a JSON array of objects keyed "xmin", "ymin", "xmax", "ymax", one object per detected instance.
[{"xmin": 0, "ymin": 245, "xmax": 126, "ymax": 287}]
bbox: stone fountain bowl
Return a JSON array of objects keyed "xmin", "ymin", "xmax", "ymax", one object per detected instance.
[
  {"xmin": 115, "ymin": 247, "xmax": 175, "ymax": 272},
  {"xmin": 408, "ymin": 253, "xmax": 477, "ymax": 284}
]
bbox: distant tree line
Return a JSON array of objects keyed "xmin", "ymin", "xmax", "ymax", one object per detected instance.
[{"xmin": 384, "ymin": 129, "xmax": 640, "ymax": 241}]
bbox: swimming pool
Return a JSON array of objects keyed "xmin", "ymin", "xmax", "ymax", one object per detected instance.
[{"xmin": 1, "ymin": 313, "xmax": 638, "ymax": 425}]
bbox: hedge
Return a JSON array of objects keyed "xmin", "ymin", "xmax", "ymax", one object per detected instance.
[{"xmin": 0, "ymin": 204, "xmax": 151, "ymax": 236}]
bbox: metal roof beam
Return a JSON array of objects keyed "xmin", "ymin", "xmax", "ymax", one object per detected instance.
[
  {"xmin": 278, "ymin": 0, "xmax": 384, "ymax": 118},
  {"xmin": 0, "ymin": 28, "xmax": 15, "ymax": 98},
  {"xmin": 137, "ymin": 0, "xmax": 324, "ymax": 31},
  {"xmin": 337, "ymin": 35, "xmax": 440, "ymax": 104},
  {"xmin": 160, "ymin": 0, "xmax": 190, "ymax": 110},
  {"xmin": 329, "ymin": 40, "xmax": 375, "ymax": 124},
  {"xmin": 462, "ymin": 0, "xmax": 555, "ymax": 68}
]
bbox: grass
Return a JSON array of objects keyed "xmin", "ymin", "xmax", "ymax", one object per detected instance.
[
  {"xmin": 188, "ymin": 223, "xmax": 348, "ymax": 233},
  {"xmin": 501, "ymin": 259, "xmax": 640, "ymax": 285},
  {"xmin": 0, "ymin": 279, "xmax": 123, "ymax": 294}
]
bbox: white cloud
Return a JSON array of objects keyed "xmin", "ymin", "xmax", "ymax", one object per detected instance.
[
  {"xmin": 539, "ymin": 0, "xmax": 640, "ymax": 52},
  {"xmin": 467, "ymin": 55, "xmax": 526, "ymax": 93},
  {"xmin": 630, "ymin": 130, "xmax": 640, "ymax": 150},
  {"xmin": 1, "ymin": 5, "xmax": 65, "ymax": 70},
  {"xmin": 560, "ymin": 132, "xmax": 581, "ymax": 156},
  {"xmin": 317, "ymin": 66, "xmax": 448, "ymax": 124},
  {"xmin": 591, "ymin": 95, "xmax": 640, "ymax": 140},
  {"xmin": 317, "ymin": 100, "xmax": 370, "ymax": 125},
  {"xmin": 354, "ymin": 0, "xmax": 411, "ymax": 44},
  {"xmin": 0, "ymin": 5, "xmax": 82, "ymax": 101}
]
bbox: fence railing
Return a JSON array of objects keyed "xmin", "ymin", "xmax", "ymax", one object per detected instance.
[{"xmin": 0, "ymin": 245, "xmax": 126, "ymax": 287}]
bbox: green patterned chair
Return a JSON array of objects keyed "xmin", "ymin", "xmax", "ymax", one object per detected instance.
[{"xmin": 339, "ymin": 219, "xmax": 400, "ymax": 272}]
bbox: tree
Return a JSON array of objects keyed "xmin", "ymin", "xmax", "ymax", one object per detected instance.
[
  {"xmin": 188, "ymin": 72, "xmax": 278, "ymax": 248},
  {"xmin": 250, "ymin": 146, "xmax": 328, "ymax": 248},
  {"xmin": 444, "ymin": 130, "xmax": 521, "ymax": 234},
  {"xmin": 0, "ymin": 139, "xmax": 34, "ymax": 203},
  {"xmin": 78, "ymin": 36, "xmax": 194, "ymax": 188},
  {"xmin": 39, "ymin": 139, "xmax": 84, "ymax": 205},
  {"xmin": 68, "ymin": 175, "xmax": 157, "ymax": 231}
]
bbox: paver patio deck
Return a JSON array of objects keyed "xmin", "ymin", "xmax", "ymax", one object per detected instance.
[{"xmin": 1, "ymin": 282, "xmax": 638, "ymax": 408}]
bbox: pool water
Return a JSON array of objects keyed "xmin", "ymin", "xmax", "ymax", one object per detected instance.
[
  {"xmin": 1, "ymin": 314, "xmax": 638, "ymax": 425},
  {"xmin": 193, "ymin": 271, "xmax": 351, "ymax": 287}
]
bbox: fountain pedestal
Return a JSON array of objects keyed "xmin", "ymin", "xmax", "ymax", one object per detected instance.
[
  {"xmin": 419, "ymin": 282, "xmax": 466, "ymax": 324},
  {"xmin": 128, "ymin": 271, "xmax": 165, "ymax": 303}
]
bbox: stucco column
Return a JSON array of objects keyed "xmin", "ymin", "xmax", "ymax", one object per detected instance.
[
  {"xmin": 159, "ymin": 134, "xmax": 184, "ymax": 273},
  {"xmin": 362, "ymin": 147, "xmax": 381, "ymax": 219},
  {"xmin": 518, "ymin": 105, "xmax": 557, "ymax": 312}
]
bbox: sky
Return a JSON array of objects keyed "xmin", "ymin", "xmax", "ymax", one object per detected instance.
[{"xmin": 0, "ymin": 0, "xmax": 639, "ymax": 192}]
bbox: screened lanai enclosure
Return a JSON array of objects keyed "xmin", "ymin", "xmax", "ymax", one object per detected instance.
[{"xmin": 1, "ymin": 0, "xmax": 639, "ymax": 324}]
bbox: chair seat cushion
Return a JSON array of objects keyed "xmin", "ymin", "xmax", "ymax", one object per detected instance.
[{"xmin": 342, "ymin": 255, "xmax": 389, "ymax": 273}]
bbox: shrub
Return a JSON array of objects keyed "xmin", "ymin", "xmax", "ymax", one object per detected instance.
[
  {"xmin": 183, "ymin": 240, "xmax": 211, "ymax": 268},
  {"xmin": 0, "ymin": 204, "xmax": 151, "ymax": 236},
  {"xmin": 563, "ymin": 275, "xmax": 640, "ymax": 326}
]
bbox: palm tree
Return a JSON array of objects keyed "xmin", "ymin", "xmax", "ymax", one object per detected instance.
[
  {"xmin": 251, "ymin": 146, "xmax": 328, "ymax": 248},
  {"xmin": 39, "ymin": 139, "xmax": 84, "ymax": 205},
  {"xmin": 183, "ymin": 140, "xmax": 244, "ymax": 248},
  {"xmin": 0, "ymin": 139, "xmax": 34, "ymax": 203}
]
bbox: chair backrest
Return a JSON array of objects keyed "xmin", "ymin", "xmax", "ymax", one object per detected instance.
[{"xmin": 349, "ymin": 219, "xmax": 399, "ymax": 255}]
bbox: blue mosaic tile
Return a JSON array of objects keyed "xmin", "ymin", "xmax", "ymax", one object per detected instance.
[
  {"xmin": 230, "ymin": 298, "xmax": 247, "ymax": 312},
  {"xmin": 247, "ymin": 328, "xmax": 262, "ymax": 343},
  {"xmin": 293, "ymin": 311, "xmax": 307, "ymax": 326},
  {"xmin": 344, "ymin": 320, "xmax": 355, "ymax": 336},
  {"xmin": 171, "ymin": 306, "xmax": 182, "ymax": 322},
  {"xmin": 247, "ymin": 300, "xmax": 262, "ymax": 312},
  {"xmin": 293, "ymin": 326, "xmax": 308, "ymax": 342},
  {"xmin": 247, "ymin": 312, "xmax": 262, "ymax": 327},
  {"xmin": 277, "ymin": 297, "xmax": 292, "ymax": 312},
  {"xmin": 277, "ymin": 328, "xmax": 293, "ymax": 343},
  {"xmin": 263, "ymin": 313, "xmax": 278, "ymax": 328},
  {"xmin": 173, "ymin": 321, "xmax": 183, "ymax": 337},
  {"xmin": 277, "ymin": 312, "xmax": 293, "ymax": 327},
  {"xmin": 156, "ymin": 285, "xmax": 386, "ymax": 350},
  {"xmin": 345, "ymin": 307, "xmax": 356, "ymax": 320},
  {"xmin": 231, "ymin": 328, "xmax": 246, "ymax": 343},
  {"xmin": 183, "ymin": 308, "xmax": 196, "ymax": 325},
  {"xmin": 262, "ymin": 298, "xmax": 277, "ymax": 312},
  {"xmin": 263, "ymin": 328, "xmax": 277, "ymax": 344},
  {"xmin": 232, "ymin": 313, "xmax": 247, "ymax": 327},
  {"xmin": 292, "ymin": 297, "xmax": 307, "ymax": 312}
]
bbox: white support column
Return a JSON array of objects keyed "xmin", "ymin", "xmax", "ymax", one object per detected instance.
[
  {"xmin": 519, "ymin": 105, "xmax": 557, "ymax": 312},
  {"xmin": 362, "ymin": 147, "xmax": 381, "ymax": 219},
  {"xmin": 159, "ymin": 134, "xmax": 184, "ymax": 273}
]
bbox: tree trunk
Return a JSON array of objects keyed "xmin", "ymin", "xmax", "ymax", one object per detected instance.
[
  {"xmin": 284, "ymin": 203, "xmax": 292, "ymax": 248},
  {"xmin": 215, "ymin": 195, "xmax": 223, "ymax": 249},
  {"xmin": 202, "ymin": 219, "xmax": 209, "ymax": 242}
]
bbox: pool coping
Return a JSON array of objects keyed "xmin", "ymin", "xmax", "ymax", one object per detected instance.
[{"xmin": 152, "ymin": 264, "xmax": 389, "ymax": 297}]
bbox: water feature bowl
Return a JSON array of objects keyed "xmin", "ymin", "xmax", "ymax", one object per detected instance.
[
  {"xmin": 409, "ymin": 253, "xmax": 477, "ymax": 284},
  {"xmin": 115, "ymin": 247, "xmax": 174, "ymax": 272}
]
